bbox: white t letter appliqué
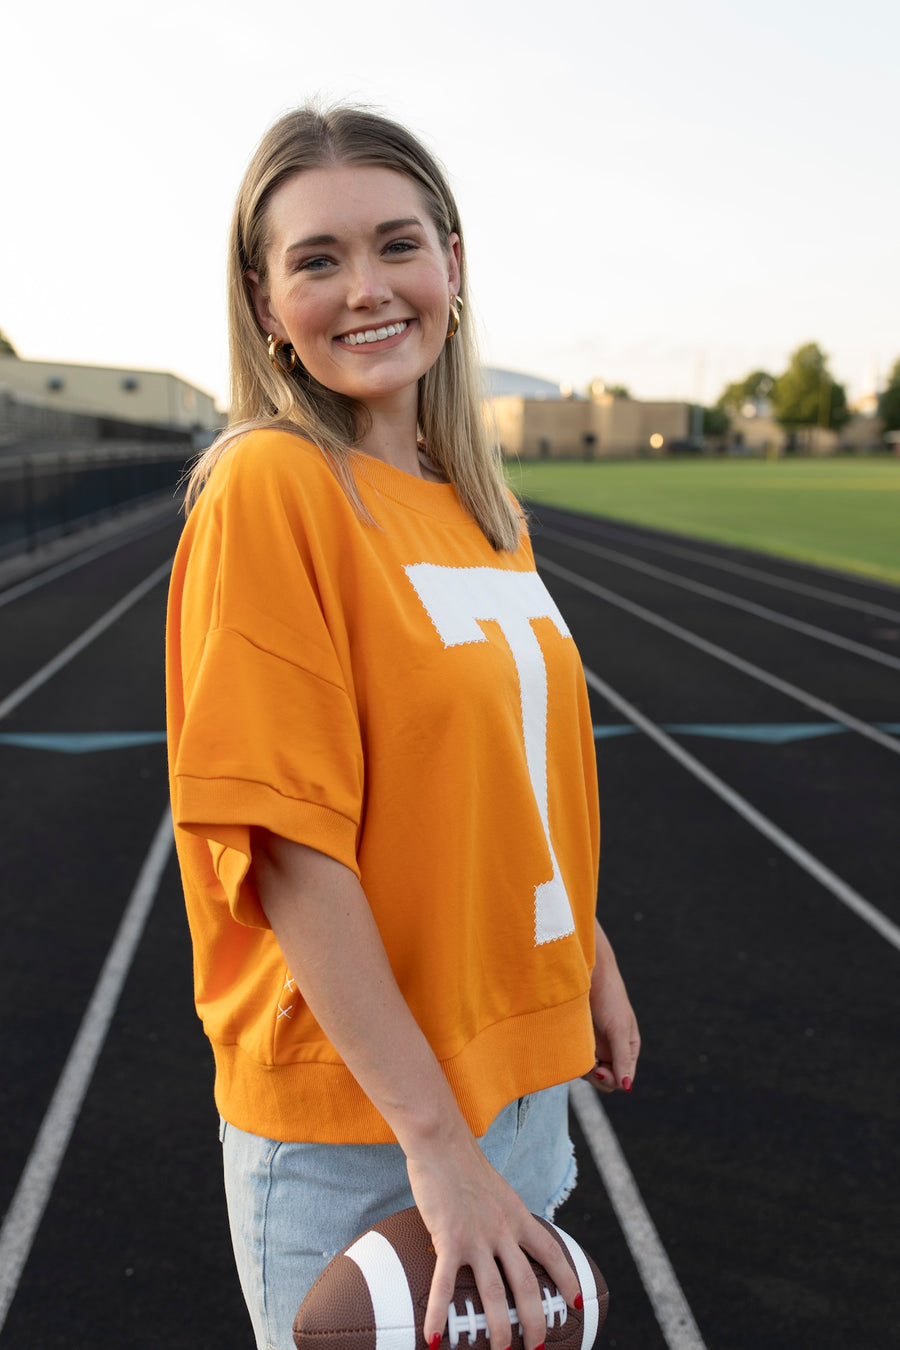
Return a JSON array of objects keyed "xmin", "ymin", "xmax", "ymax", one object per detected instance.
[{"xmin": 405, "ymin": 564, "xmax": 575, "ymax": 945}]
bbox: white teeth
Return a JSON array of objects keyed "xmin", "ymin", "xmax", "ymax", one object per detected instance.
[{"xmin": 341, "ymin": 321, "xmax": 408, "ymax": 345}]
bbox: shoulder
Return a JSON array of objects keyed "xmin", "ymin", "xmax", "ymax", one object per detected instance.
[
  {"xmin": 182, "ymin": 430, "xmax": 349, "ymax": 564},
  {"xmin": 175, "ymin": 431, "xmax": 347, "ymax": 604},
  {"xmin": 195, "ymin": 428, "xmax": 352, "ymax": 530},
  {"xmin": 209, "ymin": 428, "xmax": 329, "ymax": 492}
]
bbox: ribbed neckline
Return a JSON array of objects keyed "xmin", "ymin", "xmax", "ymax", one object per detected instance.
[{"xmin": 350, "ymin": 450, "xmax": 473, "ymax": 523}]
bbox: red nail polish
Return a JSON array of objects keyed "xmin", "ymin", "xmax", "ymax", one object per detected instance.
[
  {"xmin": 535, "ymin": 1342, "xmax": 545, "ymax": 1350},
  {"xmin": 574, "ymin": 1294, "xmax": 583, "ymax": 1311},
  {"xmin": 428, "ymin": 1336, "xmax": 441, "ymax": 1350},
  {"xmin": 622, "ymin": 1076, "xmax": 632, "ymax": 1092}
]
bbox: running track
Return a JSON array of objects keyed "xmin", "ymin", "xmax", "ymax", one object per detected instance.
[{"xmin": 0, "ymin": 493, "xmax": 897, "ymax": 1349}]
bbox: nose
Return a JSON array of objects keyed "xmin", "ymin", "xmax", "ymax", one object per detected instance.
[{"xmin": 346, "ymin": 258, "xmax": 392, "ymax": 310}]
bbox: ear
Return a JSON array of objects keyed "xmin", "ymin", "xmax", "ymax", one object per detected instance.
[
  {"xmin": 245, "ymin": 269, "xmax": 287, "ymax": 340},
  {"xmin": 447, "ymin": 233, "xmax": 462, "ymax": 296}
]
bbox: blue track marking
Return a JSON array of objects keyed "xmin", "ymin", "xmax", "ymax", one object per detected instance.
[
  {"xmin": 0, "ymin": 732, "xmax": 167, "ymax": 753},
  {"xmin": 664, "ymin": 723, "xmax": 848, "ymax": 743},
  {"xmin": 1, "ymin": 726, "xmax": 898, "ymax": 754},
  {"xmin": 594, "ymin": 722, "xmax": 900, "ymax": 743}
]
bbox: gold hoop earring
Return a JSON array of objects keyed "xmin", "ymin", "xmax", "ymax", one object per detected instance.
[
  {"xmin": 446, "ymin": 295, "xmax": 463, "ymax": 340},
  {"xmin": 267, "ymin": 333, "xmax": 298, "ymax": 372}
]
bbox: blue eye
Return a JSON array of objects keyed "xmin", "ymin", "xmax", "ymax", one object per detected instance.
[
  {"xmin": 385, "ymin": 239, "xmax": 417, "ymax": 255},
  {"xmin": 298, "ymin": 255, "xmax": 334, "ymax": 272}
]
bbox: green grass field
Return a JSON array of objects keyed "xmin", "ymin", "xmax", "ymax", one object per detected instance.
[{"xmin": 506, "ymin": 456, "xmax": 900, "ymax": 585}]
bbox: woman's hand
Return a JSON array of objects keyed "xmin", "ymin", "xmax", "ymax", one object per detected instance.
[
  {"xmin": 407, "ymin": 1126, "xmax": 581, "ymax": 1350},
  {"xmin": 251, "ymin": 834, "xmax": 583, "ymax": 1349},
  {"xmin": 588, "ymin": 919, "xmax": 640, "ymax": 1095}
]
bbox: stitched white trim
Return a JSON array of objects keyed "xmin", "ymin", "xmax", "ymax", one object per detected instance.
[{"xmin": 405, "ymin": 564, "xmax": 576, "ymax": 945}]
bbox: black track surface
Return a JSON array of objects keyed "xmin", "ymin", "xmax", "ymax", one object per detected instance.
[{"xmin": 1, "ymin": 497, "xmax": 897, "ymax": 1349}]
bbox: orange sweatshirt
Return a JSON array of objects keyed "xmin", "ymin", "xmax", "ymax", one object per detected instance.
[{"xmin": 166, "ymin": 430, "xmax": 599, "ymax": 1143}]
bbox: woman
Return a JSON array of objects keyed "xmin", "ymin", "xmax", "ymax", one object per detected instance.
[{"xmin": 166, "ymin": 105, "xmax": 640, "ymax": 1350}]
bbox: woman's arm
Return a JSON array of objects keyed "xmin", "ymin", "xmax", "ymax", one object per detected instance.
[
  {"xmin": 250, "ymin": 832, "xmax": 581, "ymax": 1350},
  {"xmin": 588, "ymin": 918, "xmax": 641, "ymax": 1093}
]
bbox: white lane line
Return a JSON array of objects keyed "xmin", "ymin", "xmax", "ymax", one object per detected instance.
[
  {"xmin": 569, "ymin": 1080, "xmax": 708, "ymax": 1350},
  {"xmin": 583, "ymin": 663, "xmax": 900, "ymax": 954},
  {"xmin": 536, "ymin": 513, "xmax": 900, "ymax": 623},
  {"xmin": 536, "ymin": 554, "xmax": 900, "ymax": 758},
  {"xmin": 0, "ymin": 504, "xmax": 176, "ymax": 610},
  {"xmin": 0, "ymin": 559, "xmax": 172, "ymax": 721},
  {"xmin": 0, "ymin": 806, "xmax": 174, "ymax": 1329},
  {"xmin": 539, "ymin": 527, "xmax": 900, "ymax": 673}
]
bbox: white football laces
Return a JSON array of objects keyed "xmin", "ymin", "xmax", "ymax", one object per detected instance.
[{"xmin": 445, "ymin": 1289, "xmax": 569, "ymax": 1347}]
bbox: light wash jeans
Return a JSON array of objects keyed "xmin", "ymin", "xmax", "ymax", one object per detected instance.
[{"xmin": 220, "ymin": 1083, "xmax": 577, "ymax": 1350}]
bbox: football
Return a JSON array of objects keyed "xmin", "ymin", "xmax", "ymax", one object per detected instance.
[{"xmin": 293, "ymin": 1206, "xmax": 608, "ymax": 1350}]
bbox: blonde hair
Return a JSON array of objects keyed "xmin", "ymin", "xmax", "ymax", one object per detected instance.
[{"xmin": 186, "ymin": 105, "xmax": 521, "ymax": 551}]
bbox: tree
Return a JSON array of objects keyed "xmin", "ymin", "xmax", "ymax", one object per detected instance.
[
  {"xmin": 0, "ymin": 327, "xmax": 17, "ymax": 357},
  {"xmin": 878, "ymin": 358, "xmax": 900, "ymax": 433},
  {"xmin": 716, "ymin": 369, "xmax": 775, "ymax": 415},
  {"xmin": 702, "ymin": 404, "xmax": 730, "ymax": 436},
  {"xmin": 772, "ymin": 342, "xmax": 849, "ymax": 431}
]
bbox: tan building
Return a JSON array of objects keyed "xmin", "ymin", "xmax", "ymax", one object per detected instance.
[
  {"xmin": 0, "ymin": 355, "xmax": 221, "ymax": 432},
  {"xmin": 725, "ymin": 408, "xmax": 884, "ymax": 457},
  {"xmin": 490, "ymin": 386, "xmax": 689, "ymax": 460}
]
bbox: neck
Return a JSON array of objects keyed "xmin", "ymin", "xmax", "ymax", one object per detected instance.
[{"xmin": 355, "ymin": 398, "xmax": 424, "ymax": 478}]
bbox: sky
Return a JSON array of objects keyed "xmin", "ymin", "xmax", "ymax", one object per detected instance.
[{"xmin": 3, "ymin": 0, "xmax": 898, "ymax": 412}]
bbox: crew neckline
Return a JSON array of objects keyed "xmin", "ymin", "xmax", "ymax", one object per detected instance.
[{"xmin": 350, "ymin": 450, "xmax": 473, "ymax": 523}]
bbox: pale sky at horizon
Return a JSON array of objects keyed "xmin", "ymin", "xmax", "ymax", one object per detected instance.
[{"xmin": 4, "ymin": 0, "xmax": 898, "ymax": 411}]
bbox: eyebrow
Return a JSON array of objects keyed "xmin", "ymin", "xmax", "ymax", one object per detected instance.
[
  {"xmin": 374, "ymin": 216, "xmax": 423, "ymax": 235},
  {"xmin": 283, "ymin": 217, "xmax": 425, "ymax": 256}
]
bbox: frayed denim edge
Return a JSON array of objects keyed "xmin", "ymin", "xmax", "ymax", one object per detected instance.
[{"xmin": 543, "ymin": 1143, "xmax": 578, "ymax": 1219}]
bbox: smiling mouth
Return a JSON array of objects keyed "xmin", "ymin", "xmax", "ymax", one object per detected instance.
[{"xmin": 337, "ymin": 320, "xmax": 410, "ymax": 346}]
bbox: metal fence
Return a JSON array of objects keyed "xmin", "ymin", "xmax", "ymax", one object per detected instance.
[{"xmin": 0, "ymin": 442, "xmax": 194, "ymax": 559}]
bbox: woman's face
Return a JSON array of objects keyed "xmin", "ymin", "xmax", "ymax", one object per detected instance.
[{"xmin": 247, "ymin": 164, "xmax": 460, "ymax": 421}]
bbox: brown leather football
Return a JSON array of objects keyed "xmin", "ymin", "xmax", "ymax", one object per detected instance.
[{"xmin": 293, "ymin": 1206, "xmax": 608, "ymax": 1350}]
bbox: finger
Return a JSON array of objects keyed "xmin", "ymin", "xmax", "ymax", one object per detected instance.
[
  {"xmin": 423, "ymin": 1255, "xmax": 456, "ymax": 1348},
  {"xmin": 590, "ymin": 1062, "xmax": 618, "ymax": 1094},
  {"xmin": 608, "ymin": 1021, "xmax": 641, "ymax": 1089},
  {"xmin": 519, "ymin": 1218, "xmax": 580, "ymax": 1310},
  {"xmin": 592, "ymin": 1045, "xmax": 637, "ymax": 1092},
  {"xmin": 496, "ymin": 1242, "xmax": 547, "ymax": 1350},
  {"xmin": 470, "ymin": 1255, "xmax": 514, "ymax": 1350}
]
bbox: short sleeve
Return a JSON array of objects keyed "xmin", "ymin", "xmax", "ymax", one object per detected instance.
[{"xmin": 167, "ymin": 433, "xmax": 365, "ymax": 927}]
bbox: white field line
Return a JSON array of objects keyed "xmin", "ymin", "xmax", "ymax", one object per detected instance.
[
  {"xmin": 0, "ymin": 806, "xmax": 174, "ymax": 1330},
  {"xmin": 534, "ymin": 511, "xmax": 900, "ymax": 623},
  {"xmin": 536, "ymin": 554, "xmax": 900, "ymax": 759},
  {"xmin": 539, "ymin": 527, "xmax": 900, "ymax": 673},
  {"xmin": 582, "ymin": 663, "xmax": 900, "ymax": 954},
  {"xmin": 569, "ymin": 1080, "xmax": 708, "ymax": 1350},
  {"xmin": 0, "ymin": 504, "xmax": 175, "ymax": 610},
  {"xmin": 0, "ymin": 559, "xmax": 172, "ymax": 721}
]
